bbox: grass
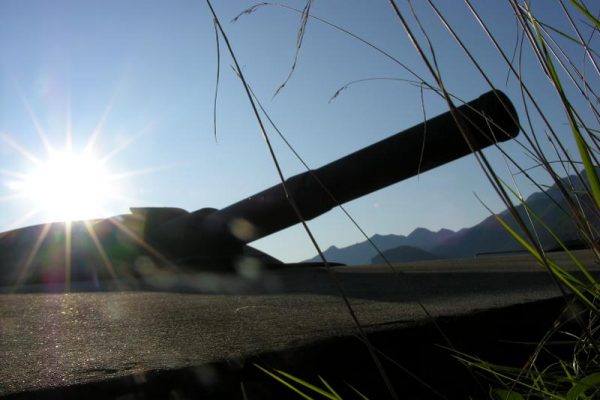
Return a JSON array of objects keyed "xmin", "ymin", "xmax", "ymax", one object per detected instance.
[
  {"xmin": 211, "ymin": 0, "xmax": 600, "ymax": 398},
  {"xmin": 397, "ymin": 1, "xmax": 600, "ymax": 398},
  {"xmin": 253, "ymin": 364, "xmax": 367, "ymax": 400}
]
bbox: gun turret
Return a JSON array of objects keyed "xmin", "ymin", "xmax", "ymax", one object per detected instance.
[{"xmin": 0, "ymin": 90, "xmax": 519, "ymax": 288}]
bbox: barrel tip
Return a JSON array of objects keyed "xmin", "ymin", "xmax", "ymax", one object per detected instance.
[{"xmin": 477, "ymin": 90, "xmax": 520, "ymax": 142}]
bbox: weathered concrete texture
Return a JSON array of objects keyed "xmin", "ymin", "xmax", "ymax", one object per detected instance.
[{"xmin": 0, "ymin": 252, "xmax": 597, "ymax": 398}]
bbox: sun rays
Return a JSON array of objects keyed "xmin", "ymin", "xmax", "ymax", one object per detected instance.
[
  {"xmin": 0, "ymin": 90, "xmax": 167, "ymax": 293},
  {"xmin": 1, "ymin": 77, "xmax": 146, "ymax": 224},
  {"xmin": 2, "ymin": 127, "xmax": 126, "ymax": 226}
]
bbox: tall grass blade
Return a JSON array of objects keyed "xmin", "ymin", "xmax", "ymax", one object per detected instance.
[
  {"xmin": 230, "ymin": 2, "xmax": 269, "ymax": 23},
  {"xmin": 535, "ymin": 17, "xmax": 600, "ymax": 56},
  {"xmin": 490, "ymin": 388, "xmax": 526, "ymax": 400},
  {"xmin": 566, "ymin": 372, "xmax": 600, "ymax": 400},
  {"xmin": 212, "ymin": 19, "xmax": 221, "ymax": 141},
  {"xmin": 451, "ymin": 350, "xmax": 565, "ymax": 399},
  {"xmin": 346, "ymin": 383, "xmax": 370, "ymax": 400},
  {"xmin": 254, "ymin": 364, "xmax": 316, "ymax": 400},
  {"xmin": 491, "ymin": 210, "xmax": 597, "ymax": 310},
  {"xmin": 568, "ymin": 0, "xmax": 600, "ymax": 30},
  {"xmin": 273, "ymin": 369, "xmax": 341, "ymax": 400},
  {"xmin": 501, "ymin": 181, "xmax": 599, "ymax": 288},
  {"xmin": 210, "ymin": 4, "xmax": 404, "ymax": 396},
  {"xmin": 318, "ymin": 376, "xmax": 342, "ymax": 400},
  {"xmin": 273, "ymin": 0, "xmax": 313, "ymax": 97},
  {"xmin": 526, "ymin": 6, "xmax": 600, "ymax": 210},
  {"xmin": 492, "ymin": 214, "xmax": 542, "ymax": 262}
]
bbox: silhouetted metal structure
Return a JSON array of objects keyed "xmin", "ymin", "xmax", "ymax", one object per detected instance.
[{"xmin": 0, "ymin": 90, "xmax": 519, "ymax": 288}]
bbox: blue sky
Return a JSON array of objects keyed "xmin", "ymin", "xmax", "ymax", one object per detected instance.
[{"xmin": 0, "ymin": 1, "xmax": 596, "ymax": 262}]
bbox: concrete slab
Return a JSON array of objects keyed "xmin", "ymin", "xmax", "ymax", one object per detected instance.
[{"xmin": 0, "ymin": 252, "xmax": 596, "ymax": 398}]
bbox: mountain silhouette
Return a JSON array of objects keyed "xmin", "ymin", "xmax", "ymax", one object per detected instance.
[
  {"xmin": 304, "ymin": 228, "xmax": 454, "ymax": 265},
  {"xmin": 305, "ymin": 171, "xmax": 597, "ymax": 264},
  {"xmin": 371, "ymin": 245, "xmax": 442, "ymax": 264}
]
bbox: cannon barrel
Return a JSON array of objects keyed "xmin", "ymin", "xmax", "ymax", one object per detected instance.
[
  {"xmin": 0, "ymin": 90, "xmax": 521, "ymax": 288},
  {"xmin": 152, "ymin": 90, "xmax": 519, "ymax": 261}
]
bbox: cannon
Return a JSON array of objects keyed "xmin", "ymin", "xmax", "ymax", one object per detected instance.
[{"xmin": 0, "ymin": 90, "xmax": 519, "ymax": 289}]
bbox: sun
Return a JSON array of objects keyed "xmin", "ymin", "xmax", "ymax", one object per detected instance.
[
  {"xmin": 0, "ymin": 89, "xmax": 155, "ymax": 229},
  {"xmin": 21, "ymin": 149, "xmax": 117, "ymax": 222}
]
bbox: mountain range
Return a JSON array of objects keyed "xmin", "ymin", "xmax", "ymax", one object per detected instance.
[{"xmin": 304, "ymin": 172, "xmax": 596, "ymax": 265}]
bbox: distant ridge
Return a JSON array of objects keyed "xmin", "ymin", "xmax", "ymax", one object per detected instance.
[
  {"xmin": 304, "ymin": 171, "xmax": 598, "ymax": 265},
  {"xmin": 371, "ymin": 245, "xmax": 442, "ymax": 264},
  {"xmin": 303, "ymin": 228, "xmax": 454, "ymax": 265}
]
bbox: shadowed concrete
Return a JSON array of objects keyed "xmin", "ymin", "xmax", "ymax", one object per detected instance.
[{"xmin": 0, "ymin": 251, "xmax": 597, "ymax": 397}]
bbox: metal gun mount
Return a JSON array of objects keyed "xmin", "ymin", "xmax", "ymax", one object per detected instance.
[{"xmin": 0, "ymin": 90, "xmax": 519, "ymax": 286}]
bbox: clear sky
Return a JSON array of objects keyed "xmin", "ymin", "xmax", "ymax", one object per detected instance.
[{"xmin": 0, "ymin": 1, "xmax": 596, "ymax": 262}]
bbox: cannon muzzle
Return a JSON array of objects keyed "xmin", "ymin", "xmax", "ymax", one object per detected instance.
[{"xmin": 149, "ymin": 90, "xmax": 519, "ymax": 263}]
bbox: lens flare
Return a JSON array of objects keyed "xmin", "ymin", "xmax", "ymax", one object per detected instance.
[{"xmin": 21, "ymin": 149, "xmax": 116, "ymax": 222}]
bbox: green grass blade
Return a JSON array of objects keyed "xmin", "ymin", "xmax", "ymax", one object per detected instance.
[
  {"xmin": 493, "ymin": 214, "xmax": 542, "ymax": 262},
  {"xmin": 546, "ymin": 259, "xmax": 598, "ymax": 311},
  {"xmin": 493, "ymin": 211, "xmax": 595, "ymax": 308},
  {"xmin": 491, "ymin": 388, "xmax": 526, "ymax": 400},
  {"xmin": 536, "ymin": 18, "xmax": 598, "ymax": 54},
  {"xmin": 318, "ymin": 376, "xmax": 342, "ymax": 400},
  {"xmin": 566, "ymin": 372, "xmax": 600, "ymax": 400},
  {"xmin": 490, "ymin": 215, "xmax": 597, "ymax": 308},
  {"xmin": 519, "ymin": 5, "xmax": 600, "ymax": 57},
  {"xmin": 274, "ymin": 369, "xmax": 340, "ymax": 400},
  {"xmin": 346, "ymin": 383, "xmax": 370, "ymax": 400},
  {"xmin": 255, "ymin": 364, "xmax": 316, "ymax": 400},
  {"xmin": 499, "ymin": 180, "xmax": 598, "ymax": 287},
  {"xmin": 568, "ymin": 0, "xmax": 600, "ymax": 30},
  {"xmin": 527, "ymin": 7, "xmax": 600, "ymax": 210},
  {"xmin": 567, "ymin": 118, "xmax": 600, "ymax": 210},
  {"xmin": 451, "ymin": 350, "xmax": 564, "ymax": 399}
]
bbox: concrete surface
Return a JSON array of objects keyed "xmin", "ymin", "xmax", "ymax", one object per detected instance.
[{"xmin": 0, "ymin": 251, "xmax": 597, "ymax": 397}]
